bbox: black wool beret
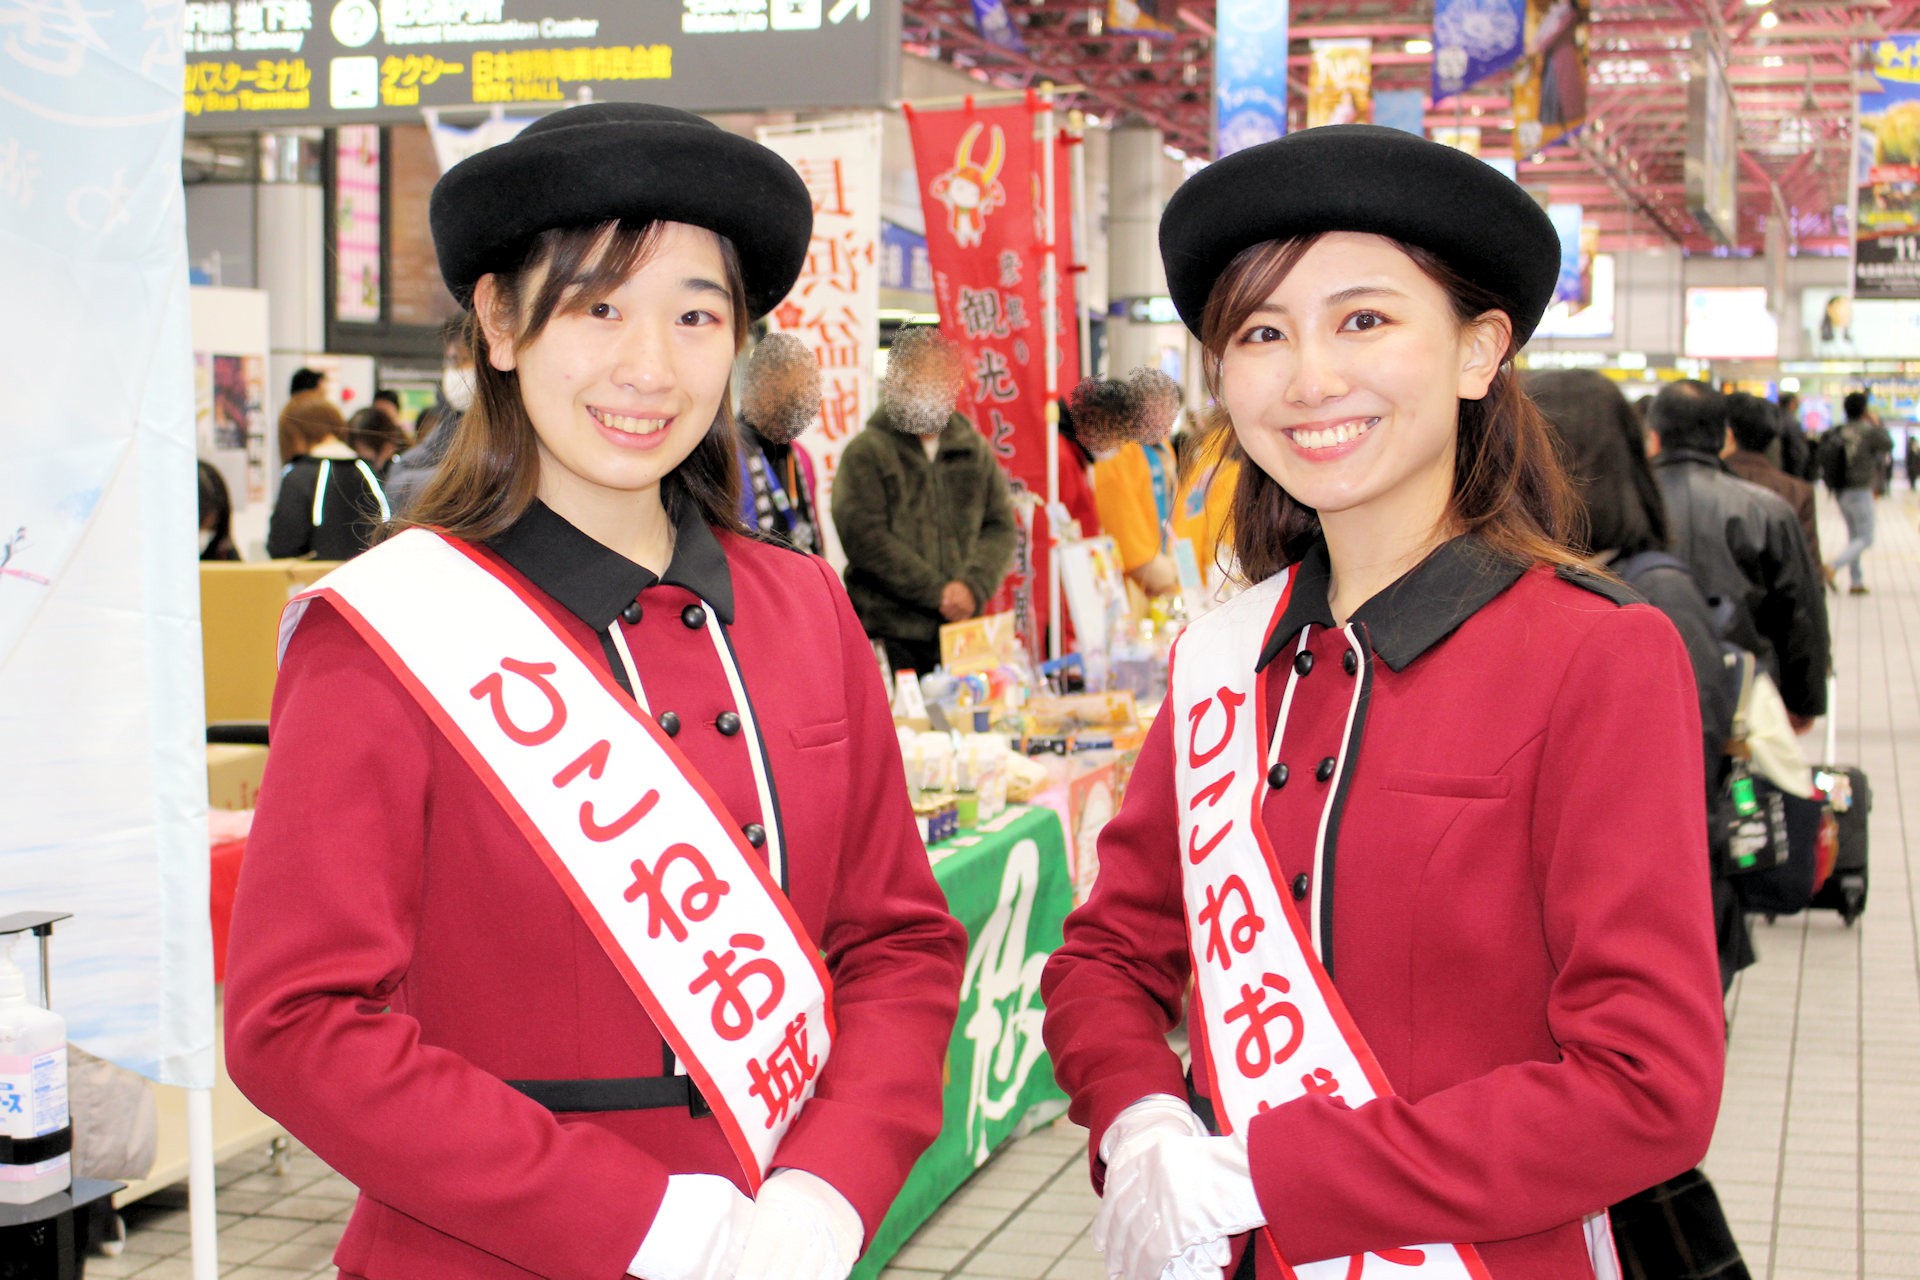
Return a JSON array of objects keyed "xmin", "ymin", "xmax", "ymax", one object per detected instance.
[
  {"xmin": 430, "ymin": 102, "xmax": 812, "ymax": 319},
  {"xmin": 1160, "ymin": 125, "xmax": 1563, "ymax": 345}
]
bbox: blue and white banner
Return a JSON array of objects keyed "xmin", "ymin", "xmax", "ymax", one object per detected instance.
[
  {"xmin": 1374, "ymin": 89, "xmax": 1428, "ymax": 136},
  {"xmin": 0, "ymin": 0, "xmax": 212, "ymax": 1086},
  {"xmin": 880, "ymin": 220, "xmax": 934, "ymax": 294},
  {"xmin": 1431, "ymin": 0, "xmax": 1526, "ymax": 102},
  {"xmin": 1548, "ymin": 203, "xmax": 1584, "ymax": 305},
  {"xmin": 969, "ymin": 0, "xmax": 1027, "ymax": 54},
  {"xmin": 1214, "ymin": 0, "xmax": 1290, "ymax": 156}
]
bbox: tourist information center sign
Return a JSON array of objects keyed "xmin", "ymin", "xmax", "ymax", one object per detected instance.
[{"xmin": 182, "ymin": 0, "xmax": 901, "ymax": 129}]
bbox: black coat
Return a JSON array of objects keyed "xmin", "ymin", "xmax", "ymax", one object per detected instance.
[
  {"xmin": 1652, "ymin": 449, "xmax": 1829, "ymax": 720},
  {"xmin": 266, "ymin": 447, "xmax": 389, "ymax": 561}
]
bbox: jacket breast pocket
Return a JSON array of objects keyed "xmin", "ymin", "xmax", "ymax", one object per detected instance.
[
  {"xmin": 789, "ymin": 718, "xmax": 849, "ymax": 750},
  {"xmin": 1379, "ymin": 770, "xmax": 1512, "ymax": 800}
]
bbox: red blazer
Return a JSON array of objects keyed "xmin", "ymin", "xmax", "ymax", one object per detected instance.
[
  {"xmin": 1041, "ymin": 542, "xmax": 1726, "ymax": 1278},
  {"xmin": 225, "ymin": 506, "xmax": 965, "ymax": 1280}
]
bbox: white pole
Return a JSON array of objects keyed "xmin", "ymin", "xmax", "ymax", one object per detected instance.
[
  {"xmin": 1068, "ymin": 110, "xmax": 1091, "ymax": 387},
  {"xmin": 187, "ymin": 1088, "xmax": 219, "ymax": 1280},
  {"xmin": 1041, "ymin": 88, "xmax": 1063, "ymax": 661}
]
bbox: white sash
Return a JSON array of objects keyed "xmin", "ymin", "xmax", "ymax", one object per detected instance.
[
  {"xmin": 1172, "ymin": 570, "xmax": 1491, "ymax": 1280},
  {"xmin": 278, "ymin": 528, "xmax": 832, "ymax": 1190}
]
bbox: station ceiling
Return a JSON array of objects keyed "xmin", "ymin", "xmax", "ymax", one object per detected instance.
[{"xmin": 900, "ymin": 0, "xmax": 1920, "ymax": 255}]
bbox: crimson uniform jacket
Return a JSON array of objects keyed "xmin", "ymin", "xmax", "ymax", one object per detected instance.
[
  {"xmin": 1041, "ymin": 538, "xmax": 1725, "ymax": 1278},
  {"xmin": 225, "ymin": 500, "xmax": 966, "ymax": 1280}
]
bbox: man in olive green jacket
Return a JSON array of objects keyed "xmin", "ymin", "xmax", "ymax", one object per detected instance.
[{"xmin": 833, "ymin": 327, "xmax": 1018, "ymax": 676}]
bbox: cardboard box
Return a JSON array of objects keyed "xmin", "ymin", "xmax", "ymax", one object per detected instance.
[
  {"xmin": 206, "ymin": 744, "xmax": 269, "ymax": 811},
  {"xmin": 201, "ymin": 561, "xmax": 338, "ymax": 723}
]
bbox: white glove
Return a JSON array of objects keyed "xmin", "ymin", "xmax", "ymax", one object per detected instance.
[
  {"xmin": 734, "ymin": 1168, "xmax": 864, "ymax": 1280},
  {"xmin": 629, "ymin": 1173, "xmax": 754, "ymax": 1280},
  {"xmin": 1095, "ymin": 1097, "xmax": 1232, "ymax": 1280},
  {"xmin": 1093, "ymin": 1098, "xmax": 1264, "ymax": 1280}
]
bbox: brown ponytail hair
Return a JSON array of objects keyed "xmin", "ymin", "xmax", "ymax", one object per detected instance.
[
  {"xmin": 398, "ymin": 220, "xmax": 749, "ymax": 544},
  {"xmin": 1195, "ymin": 234, "xmax": 1583, "ymax": 583}
]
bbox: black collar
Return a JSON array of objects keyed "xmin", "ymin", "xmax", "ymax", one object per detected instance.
[
  {"xmin": 1653, "ymin": 448, "xmax": 1730, "ymax": 473},
  {"xmin": 1256, "ymin": 536, "xmax": 1527, "ymax": 673},
  {"xmin": 486, "ymin": 499, "xmax": 735, "ymax": 631}
]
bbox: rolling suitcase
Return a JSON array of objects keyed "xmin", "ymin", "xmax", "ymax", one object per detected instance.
[
  {"xmin": 1809, "ymin": 675, "xmax": 1870, "ymax": 926},
  {"xmin": 1807, "ymin": 764, "xmax": 1869, "ymax": 924}
]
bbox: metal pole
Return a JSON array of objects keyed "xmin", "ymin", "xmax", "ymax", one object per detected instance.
[
  {"xmin": 187, "ymin": 1088, "xmax": 220, "ymax": 1280},
  {"xmin": 1041, "ymin": 88, "xmax": 1063, "ymax": 661},
  {"xmin": 1068, "ymin": 110, "xmax": 1092, "ymax": 388}
]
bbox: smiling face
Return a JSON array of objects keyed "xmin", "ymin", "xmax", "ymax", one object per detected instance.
[
  {"xmin": 1218, "ymin": 232, "xmax": 1508, "ymax": 552},
  {"xmin": 477, "ymin": 221, "xmax": 739, "ymax": 530}
]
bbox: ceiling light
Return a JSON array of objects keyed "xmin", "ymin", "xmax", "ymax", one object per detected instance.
[
  {"xmin": 1763, "ymin": 55, "xmax": 1784, "ymax": 67},
  {"xmin": 1405, "ymin": 38, "xmax": 1433, "ymax": 54},
  {"xmin": 1758, "ymin": 10, "xmax": 1779, "ymax": 27},
  {"xmin": 1743, "ymin": 0, "xmax": 1770, "ymax": 6}
]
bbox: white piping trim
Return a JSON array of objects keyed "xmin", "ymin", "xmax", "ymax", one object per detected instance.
[
  {"xmin": 607, "ymin": 625, "xmax": 649, "ymax": 715},
  {"xmin": 355, "ymin": 459, "xmax": 392, "ymax": 523},
  {"xmin": 311, "ymin": 460, "xmax": 331, "ymax": 526}
]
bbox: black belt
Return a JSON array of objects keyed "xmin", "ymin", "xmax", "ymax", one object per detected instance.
[
  {"xmin": 507, "ymin": 1076, "xmax": 710, "ymax": 1117},
  {"xmin": 0, "ymin": 1125, "xmax": 72, "ymax": 1165}
]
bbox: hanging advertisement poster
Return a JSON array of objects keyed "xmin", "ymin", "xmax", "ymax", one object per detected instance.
[
  {"xmin": 183, "ymin": 0, "xmax": 901, "ymax": 130},
  {"xmin": 1107, "ymin": 0, "xmax": 1176, "ymax": 36},
  {"xmin": 1546, "ymin": 203, "xmax": 1585, "ymax": 306},
  {"xmin": 1308, "ymin": 39, "xmax": 1373, "ymax": 128},
  {"xmin": 1510, "ymin": 0, "xmax": 1588, "ymax": 156},
  {"xmin": 1214, "ymin": 0, "xmax": 1289, "ymax": 157},
  {"xmin": 334, "ymin": 125, "xmax": 382, "ymax": 322},
  {"xmin": 905, "ymin": 99, "xmax": 1080, "ymax": 655},
  {"xmin": 1374, "ymin": 88, "xmax": 1427, "ymax": 136},
  {"xmin": 1431, "ymin": 0, "xmax": 1524, "ymax": 102},
  {"xmin": 1855, "ymin": 35, "xmax": 1920, "ymax": 298},
  {"xmin": 758, "ymin": 114, "xmax": 884, "ymax": 568}
]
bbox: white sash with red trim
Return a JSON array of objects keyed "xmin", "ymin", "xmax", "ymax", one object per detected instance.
[
  {"xmin": 277, "ymin": 528, "xmax": 833, "ymax": 1191},
  {"xmin": 1171, "ymin": 570, "xmax": 1492, "ymax": 1280}
]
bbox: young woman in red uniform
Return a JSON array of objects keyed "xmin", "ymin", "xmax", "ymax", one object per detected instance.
[
  {"xmin": 224, "ymin": 103, "xmax": 965, "ymax": 1280},
  {"xmin": 1040, "ymin": 126, "xmax": 1725, "ymax": 1280}
]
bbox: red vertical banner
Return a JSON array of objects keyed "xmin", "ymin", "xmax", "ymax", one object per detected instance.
[{"xmin": 906, "ymin": 98, "xmax": 1081, "ymax": 655}]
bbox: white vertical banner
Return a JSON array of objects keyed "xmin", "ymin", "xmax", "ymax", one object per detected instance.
[
  {"xmin": 0, "ymin": 0, "xmax": 213, "ymax": 1087},
  {"xmin": 755, "ymin": 114, "xmax": 882, "ymax": 571}
]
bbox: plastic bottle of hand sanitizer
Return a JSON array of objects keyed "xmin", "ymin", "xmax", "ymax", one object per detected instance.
[{"xmin": 0, "ymin": 935, "xmax": 70, "ymax": 1204}]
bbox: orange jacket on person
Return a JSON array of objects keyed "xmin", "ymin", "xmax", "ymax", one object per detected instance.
[
  {"xmin": 1091, "ymin": 441, "xmax": 1176, "ymax": 576},
  {"xmin": 1041, "ymin": 537, "xmax": 1726, "ymax": 1278},
  {"xmin": 224, "ymin": 502, "xmax": 966, "ymax": 1280}
]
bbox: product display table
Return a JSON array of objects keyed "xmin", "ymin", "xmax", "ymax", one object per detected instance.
[{"xmin": 851, "ymin": 803, "xmax": 1074, "ymax": 1279}]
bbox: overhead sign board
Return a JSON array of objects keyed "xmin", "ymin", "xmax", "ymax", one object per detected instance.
[{"xmin": 183, "ymin": 0, "xmax": 901, "ymax": 130}]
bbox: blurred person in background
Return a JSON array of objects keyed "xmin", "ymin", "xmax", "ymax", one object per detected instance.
[
  {"xmin": 734, "ymin": 331, "xmax": 823, "ymax": 554},
  {"xmin": 278, "ymin": 366, "xmax": 332, "ymax": 467},
  {"xmin": 386, "ymin": 328, "xmax": 475, "ymax": 515},
  {"xmin": 1649, "ymin": 380, "xmax": 1827, "ymax": 728},
  {"xmin": 266, "ymin": 396, "xmax": 390, "ymax": 560},
  {"xmin": 1724, "ymin": 392, "xmax": 1820, "ymax": 563},
  {"xmin": 1906, "ymin": 426, "xmax": 1919, "ymax": 490},
  {"xmin": 372, "ymin": 388, "xmax": 405, "ymax": 429},
  {"xmin": 1080, "ymin": 374, "xmax": 1178, "ymax": 597},
  {"xmin": 832, "ymin": 326, "xmax": 1016, "ymax": 675},
  {"xmin": 1819, "ymin": 390, "xmax": 1895, "ymax": 594},
  {"xmin": 1534, "ymin": 367, "xmax": 1753, "ymax": 1280},
  {"xmin": 1773, "ymin": 391, "xmax": 1814, "ymax": 481},
  {"xmin": 345, "ymin": 406, "xmax": 407, "ymax": 479},
  {"xmin": 196, "ymin": 460, "xmax": 240, "ymax": 561}
]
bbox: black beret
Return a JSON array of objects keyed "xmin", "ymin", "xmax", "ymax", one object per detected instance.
[
  {"xmin": 430, "ymin": 102, "xmax": 811, "ymax": 320},
  {"xmin": 1160, "ymin": 125, "xmax": 1562, "ymax": 345}
]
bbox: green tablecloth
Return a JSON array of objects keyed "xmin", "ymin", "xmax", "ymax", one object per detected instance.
[{"xmin": 850, "ymin": 804, "xmax": 1074, "ymax": 1278}]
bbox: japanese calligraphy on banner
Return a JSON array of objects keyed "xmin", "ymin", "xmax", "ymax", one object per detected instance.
[
  {"xmin": 1214, "ymin": 0, "xmax": 1290, "ymax": 156},
  {"xmin": 1308, "ymin": 39, "xmax": 1372, "ymax": 128},
  {"xmin": 1855, "ymin": 35, "xmax": 1920, "ymax": 297},
  {"xmin": 1, "ymin": 0, "xmax": 213, "ymax": 1088},
  {"xmin": 904, "ymin": 99, "xmax": 1081, "ymax": 651},
  {"xmin": 1510, "ymin": 0, "xmax": 1588, "ymax": 157},
  {"xmin": 757, "ymin": 114, "xmax": 882, "ymax": 569},
  {"xmin": 1431, "ymin": 0, "xmax": 1524, "ymax": 101}
]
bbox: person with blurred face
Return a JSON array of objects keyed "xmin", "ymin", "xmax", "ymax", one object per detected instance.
[
  {"xmin": 1083, "ymin": 371, "xmax": 1181, "ymax": 596},
  {"xmin": 735, "ymin": 331, "xmax": 824, "ymax": 554},
  {"xmin": 831, "ymin": 326, "xmax": 1016, "ymax": 675},
  {"xmin": 223, "ymin": 104, "xmax": 963, "ymax": 1280}
]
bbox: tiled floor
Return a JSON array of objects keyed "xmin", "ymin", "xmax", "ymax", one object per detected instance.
[{"xmin": 104, "ymin": 489, "xmax": 1920, "ymax": 1280}]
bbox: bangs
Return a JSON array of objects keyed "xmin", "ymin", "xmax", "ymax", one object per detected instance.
[{"xmin": 522, "ymin": 221, "xmax": 665, "ymax": 338}]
